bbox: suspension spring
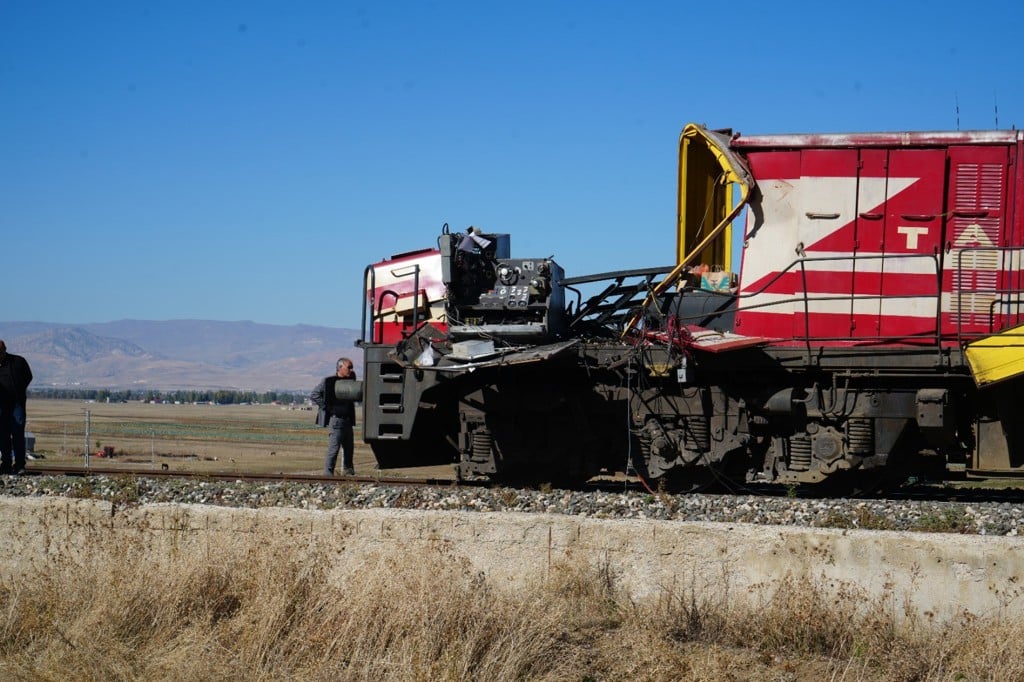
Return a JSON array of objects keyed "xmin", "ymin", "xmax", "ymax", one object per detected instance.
[
  {"xmin": 471, "ymin": 430, "xmax": 494, "ymax": 463},
  {"xmin": 847, "ymin": 419, "xmax": 873, "ymax": 455},
  {"xmin": 685, "ymin": 416, "xmax": 710, "ymax": 451},
  {"xmin": 788, "ymin": 434, "xmax": 812, "ymax": 471}
]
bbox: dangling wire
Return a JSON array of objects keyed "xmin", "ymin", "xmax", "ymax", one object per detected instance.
[
  {"xmin": 624, "ymin": 338, "xmax": 658, "ymax": 495},
  {"xmin": 624, "ymin": 347, "xmax": 634, "ymax": 491}
]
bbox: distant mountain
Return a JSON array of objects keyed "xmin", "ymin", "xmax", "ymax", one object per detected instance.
[
  {"xmin": 22, "ymin": 327, "xmax": 152, "ymax": 363},
  {"xmin": 0, "ymin": 320, "xmax": 361, "ymax": 391}
]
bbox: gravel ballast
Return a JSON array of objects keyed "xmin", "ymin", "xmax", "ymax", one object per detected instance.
[{"xmin": 2, "ymin": 474, "xmax": 1023, "ymax": 536}]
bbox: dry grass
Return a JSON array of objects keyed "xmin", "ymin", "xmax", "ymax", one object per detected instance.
[{"xmin": 1, "ymin": 536, "xmax": 1022, "ymax": 681}]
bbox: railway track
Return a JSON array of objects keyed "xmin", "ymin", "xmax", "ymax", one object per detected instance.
[
  {"xmin": 18, "ymin": 464, "xmax": 469, "ymax": 489},
  {"xmin": 12, "ymin": 464, "xmax": 1024, "ymax": 506},
  {"xmin": 5, "ymin": 466, "xmax": 1024, "ymax": 536}
]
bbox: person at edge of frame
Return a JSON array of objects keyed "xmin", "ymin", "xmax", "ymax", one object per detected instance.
[
  {"xmin": 310, "ymin": 357, "xmax": 358, "ymax": 476},
  {"xmin": 0, "ymin": 339, "xmax": 33, "ymax": 476}
]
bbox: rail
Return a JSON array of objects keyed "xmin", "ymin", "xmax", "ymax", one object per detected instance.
[
  {"xmin": 361, "ymin": 262, "xmax": 423, "ymax": 345},
  {"xmin": 360, "ymin": 263, "xmax": 375, "ymax": 345},
  {"xmin": 953, "ymin": 245, "xmax": 1024, "ymax": 348},
  {"xmin": 563, "ymin": 265, "xmax": 675, "ymax": 335},
  {"xmin": 20, "ymin": 464, "xmax": 467, "ymax": 488},
  {"xmin": 568, "ymin": 254, "xmax": 952, "ymax": 353},
  {"xmin": 13, "ymin": 465, "xmax": 1024, "ymax": 502},
  {"xmin": 657, "ymin": 248, "xmax": 1024, "ymax": 349}
]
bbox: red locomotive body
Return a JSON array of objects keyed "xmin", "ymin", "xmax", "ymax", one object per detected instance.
[
  {"xmin": 358, "ymin": 125, "xmax": 1024, "ymax": 490},
  {"xmin": 730, "ymin": 130, "xmax": 1023, "ymax": 344}
]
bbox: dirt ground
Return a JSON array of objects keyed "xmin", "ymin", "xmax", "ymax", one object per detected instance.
[{"xmin": 24, "ymin": 398, "xmax": 455, "ymax": 479}]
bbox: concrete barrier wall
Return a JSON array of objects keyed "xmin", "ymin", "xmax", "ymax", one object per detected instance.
[{"xmin": 2, "ymin": 496, "xmax": 1022, "ymax": 622}]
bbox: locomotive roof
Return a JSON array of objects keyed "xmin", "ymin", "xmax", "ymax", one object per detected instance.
[{"xmin": 729, "ymin": 129, "xmax": 1022, "ymax": 149}]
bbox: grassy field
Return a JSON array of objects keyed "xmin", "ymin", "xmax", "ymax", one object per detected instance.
[{"xmin": 25, "ymin": 398, "xmax": 450, "ymax": 478}]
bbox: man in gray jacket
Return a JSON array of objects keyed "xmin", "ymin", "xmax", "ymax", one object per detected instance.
[
  {"xmin": 310, "ymin": 357, "xmax": 358, "ymax": 476},
  {"xmin": 0, "ymin": 340, "xmax": 33, "ymax": 475}
]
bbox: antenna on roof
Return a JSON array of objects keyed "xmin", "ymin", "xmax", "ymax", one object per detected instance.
[
  {"xmin": 955, "ymin": 92, "xmax": 960, "ymax": 131},
  {"xmin": 994, "ymin": 91, "xmax": 999, "ymax": 128}
]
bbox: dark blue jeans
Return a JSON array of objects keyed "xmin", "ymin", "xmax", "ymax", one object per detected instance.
[
  {"xmin": 0, "ymin": 404, "xmax": 26, "ymax": 473},
  {"xmin": 324, "ymin": 416, "xmax": 354, "ymax": 475}
]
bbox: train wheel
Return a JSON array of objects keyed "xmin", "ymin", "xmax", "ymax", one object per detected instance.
[{"xmin": 807, "ymin": 467, "xmax": 911, "ymax": 498}]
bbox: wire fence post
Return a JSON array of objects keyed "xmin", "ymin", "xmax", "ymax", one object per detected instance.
[{"xmin": 84, "ymin": 410, "xmax": 91, "ymax": 469}]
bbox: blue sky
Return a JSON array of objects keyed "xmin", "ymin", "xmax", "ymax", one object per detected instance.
[{"xmin": 4, "ymin": 1, "xmax": 1022, "ymax": 330}]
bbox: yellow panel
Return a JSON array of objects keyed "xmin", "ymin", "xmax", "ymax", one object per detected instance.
[
  {"xmin": 965, "ymin": 324, "xmax": 1024, "ymax": 386},
  {"xmin": 678, "ymin": 134, "xmax": 732, "ymax": 270},
  {"xmin": 675, "ymin": 124, "xmax": 753, "ymax": 273},
  {"xmin": 622, "ymin": 124, "xmax": 753, "ymax": 338}
]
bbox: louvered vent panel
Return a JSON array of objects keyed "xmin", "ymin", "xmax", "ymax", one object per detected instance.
[
  {"xmin": 953, "ymin": 248, "xmax": 1000, "ymax": 325},
  {"xmin": 948, "ymin": 153, "xmax": 1012, "ymax": 330},
  {"xmin": 979, "ymin": 164, "xmax": 1004, "ymax": 209},
  {"xmin": 955, "ymin": 164, "xmax": 979, "ymax": 209}
]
